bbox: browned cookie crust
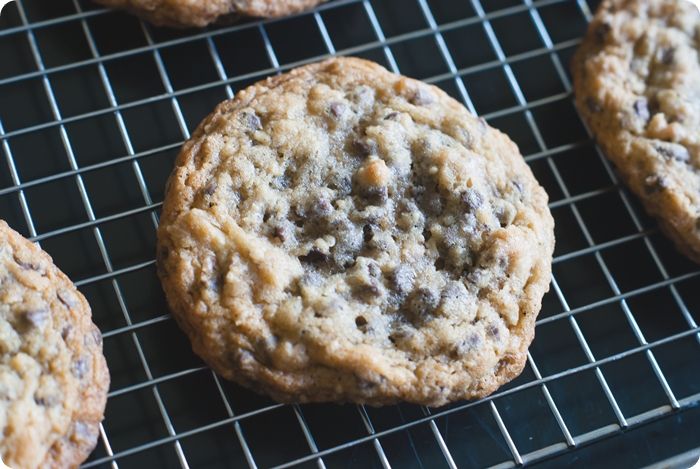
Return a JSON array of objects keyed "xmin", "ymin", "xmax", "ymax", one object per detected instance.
[
  {"xmin": 93, "ymin": 0, "xmax": 327, "ymax": 27},
  {"xmin": 0, "ymin": 221, "xmax": 109, "ymax": 468},
  {"xmin": 157, "ymin": 57, "xmax": 554, "ymax": 407},
  {"xmin": 573, "ymin": 0, "xmax": 700, "ymax": 263}
]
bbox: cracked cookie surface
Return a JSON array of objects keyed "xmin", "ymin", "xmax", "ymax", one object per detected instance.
[
  {"xmin": 0, "ymin": 221, "xmax": 109, "ymax": 468},
  {"xmin": 573, "ymin": 0, "xmax": 700, "ymax": 263},
  {"xmin": 157, "ymin": 57, "xmax": 554, "ymax": 406},
  {"xmin": 93, "ymin": 0, "xmax": 326, "ymax": 27}
]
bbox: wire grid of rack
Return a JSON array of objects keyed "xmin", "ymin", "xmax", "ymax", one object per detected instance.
[{"xmin": 1, "ymin": 0, "xmax": 700, "ymax": 467}]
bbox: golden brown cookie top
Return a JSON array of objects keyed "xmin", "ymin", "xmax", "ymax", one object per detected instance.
[
  {"xmin": 157, "ymin": 57, "xmax": 554, "ymax": 406},
  {"xmin": 573, "ymin": 0, "xmax": 700, "ymax": 262},
  {"xmin": 0, "ymin": 220, "xmax": 109, "ymax": 468}
]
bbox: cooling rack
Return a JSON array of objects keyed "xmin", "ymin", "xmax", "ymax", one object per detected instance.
[{"xmin": 1, "ymin": 0, "xmax": 699, "ymax": 467}]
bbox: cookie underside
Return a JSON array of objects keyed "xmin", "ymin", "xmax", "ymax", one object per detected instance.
[{"xmin": 157, "ymin": 57, "xmax": 554, "ymax": 406}]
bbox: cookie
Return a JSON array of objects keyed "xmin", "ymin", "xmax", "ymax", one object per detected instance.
[
  {"xmin": 0, "ymin": 221, "xmax": 109, "ymax": 468},
  {"xmin": 573, "ymin": 0, "xmax": 700, "ymax": 263},
  {"xmin": 93, "ymin": 0, "xmax": 326, "ymax": 27},
  {"xmin": 156, "ymin": 57, "xmax": 554, "ymax": 406}
]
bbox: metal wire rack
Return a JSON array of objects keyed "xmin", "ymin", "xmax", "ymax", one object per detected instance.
[{"xmin": 1, "ymin": 0, "xmax": 699, "ymax": 467}]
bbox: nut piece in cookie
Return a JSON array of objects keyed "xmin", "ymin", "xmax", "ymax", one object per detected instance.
[
  {"xmin": 0, "ymin": 220, "xmax": 109, "ymax": 468},
  {"xmin": 157, "ymin": 57, "xmax": 554, "ymax": 406},
  {"xmin": 572, "ymin": 0, "xmax": 700, "ymax": 263}
]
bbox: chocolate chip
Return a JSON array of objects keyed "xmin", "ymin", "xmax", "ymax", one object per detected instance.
[
  {"xmin": 656, "ymin": 144, "xmax": 690, "ymax": 163},
  {"xmin": 452, "ymin": 333, "xmax": 481, "ymax": 357},
  {"xmin": 272, "ymin": 175, "xmax": 290, "ymax": 189},
  {"xmin": 72, "ymin": 358, "xmax": 89, "ymax": 379},
  {"xmin": 355, "ymin": 316, "xmax": 368, "ymax": 328},
  {"xmin": 13, "ymin": 256, "xmax": 40, "ymax": 272},
  {"xmin": 205, "ymin": 272, "xmax": 224, "ymax": 295},
  {"xmin": 242, "ymin": 112, "xmax": 262, "ymax": 130},
  {"xmin": 359, "ymin": 212, "xmax": 380, "ymax": 226},
  {"xmin": 586, "ymin": 96, "xmax": 602, "ymax": 113},
  {"xmin": 57, "ymin": 290, "xmax": 78, "ymax": 309},
  {"xmin": 644, "ymin": 174, "xmax": 668, "ymax": 194},
  {"xmin": 361, "ymin": 186, "xmax": 388, "ymax": 205},
  {"xmin": 273, "ymin": 225, "xmax": 287, "ymax": 242},
  {"xmin": 23, "ymin": 309, "xmax": 49, "ymax": 329},
  {"xmin": 363, "ymin": 224, "xmax": 375, "ymax": 243},
  {"xmin": 385, "ymin": 112, "xmax": 399, "ymax": 120},
  {"xmin": 92, "ymin": 327, "xmax": 103, "ymax": 347},
  {"xmin": 358, "ymin": 378, "xmax": 377, "ymax": 390},
  {"xmin": 467, "ymin": 333, "xmax": 481, "ymax": 348},
  {"xmin": 405, "ymin": 288, "xmax": 439, "ymax": 324},
  {"xmin": 633, "ymin": 98, "xmax": 650, "ymax": 122},
  {"xmin": 204, "ymin": 182, "xmax": 217, "ymax": 196},
  {"xmin": 331, "ymin": 176, "xmax": 352, "ymax": 196},
  {"xmin": 329, "ymin": 102, "xmax": 346, "ymax": 118},
  {"xmin": 421, "ymin": 191, "xmax": 443, "ymax": 215},
  {"xmin": 367, "ymin": 261, "xmax": 381, "ymax": 278},
  {"xmin": 61, "ymin": 324, "xmax": 72, "ymax": 340},
  {"xmin": 358, "ymin": 282, "xmax": 381, "ymax": 298},
  {"xmin": 391, "ymin": 265, "xmax": 415, "ymax": 295},
  {"xmin": 354, "ymin": 139, "xmax": 373, "ymax": 157},
  {"xmin": 388, "ymin": 324, "xmax": 414, "ymax": 344},
  {"xmin": 594, "ymin": 22, "xmax": 611, "ymax": 43},
  {"xmin": 34, "ymin": 394, "xmax": 59, "ymax": 407},
  {"xmin": 299, "ymin": 249, "xmax": 329, "ymax": 265},
  {"xmin": 661, "ymin": 47, "xmax": 676, "ymax": 65},
  {"xmin": 461, "ymin": 189, "xmax": 483, "ymax": 212},
  {"xmin": 487, "ymin": 324, "xmax": 500, "ymax": 338},
  {"xmin": 409, "ymin": 87, "xmax": 435, "ymax": 106}
]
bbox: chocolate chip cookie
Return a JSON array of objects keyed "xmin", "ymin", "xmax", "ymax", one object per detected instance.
[
  {"xmin": 573, "ymin": 0, "xmax": 700, "ymax": 263},
  {"xmin": 93, "ymin": 0, "xmax": 326, "ymax": 27},
  {"xmin": 157, "ymin": 57, "xmax": 554, "ymax": 406},
  {"xmin": 0, "ymin": 221, "xmax": 109, "ymax": 468}
]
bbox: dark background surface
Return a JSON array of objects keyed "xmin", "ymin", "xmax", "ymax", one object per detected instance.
[{"xmin": 0, "ymin": 0, "xmax": 699, "ymax": 467}]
